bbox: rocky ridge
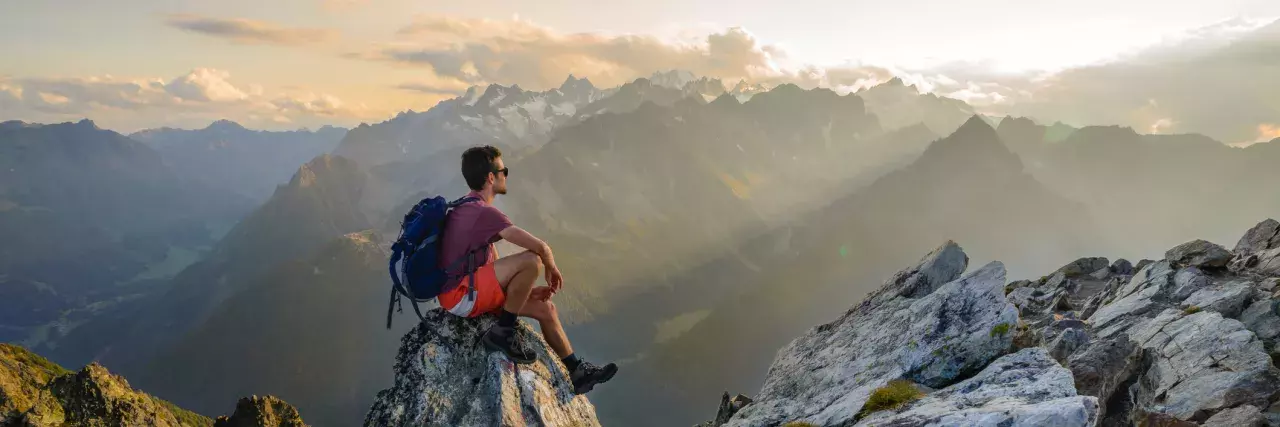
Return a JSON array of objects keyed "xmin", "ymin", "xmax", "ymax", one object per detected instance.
[
  {"xmin": 0, "ymin": 343, "xmax": 306, "ymax": 427},
  {"xmin": 700, "ymin": 218, "xmax": 1280, "ymax": 427}
]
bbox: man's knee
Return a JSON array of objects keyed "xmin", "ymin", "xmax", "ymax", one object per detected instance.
[{"xmin": 519, "ymin": 251, "xmax": 542, "ymax": 274}]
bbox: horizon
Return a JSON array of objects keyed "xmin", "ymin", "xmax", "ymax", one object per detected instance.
[{"xmin": 2, "ymin": 1, "xmax": 1279, "ymax": 144}]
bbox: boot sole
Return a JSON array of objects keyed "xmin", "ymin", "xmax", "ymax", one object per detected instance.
[
  {"xmin": 480, "ymin": 331, "xmax": 536, "ymax": 365},
  {"xmin": 573, "ymin": 365, "xmax": 618, "ymax": 395}
]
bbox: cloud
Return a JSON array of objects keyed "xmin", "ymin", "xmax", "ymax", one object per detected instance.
[
  {"xmin": 361, "ymin": 15, "xmax": 788, "ymax": 89},
  {"xmin": 395, "ymin": 78, "xmax": 473, "ymax": 96},
  {"xmin": 165, "ymin": 68, "xmax": 249, "ymax": 102},
  {"xmin": 976, "ymin": 18, "xmax": 1280, "ymax": 143},
  {"xmin": 0, "ymin": 69, "xmax": 376, "ymax": 132},
  {"xmin": 1259, "ymin": 124, "xmax": 1280, "ymax": 141},
  {"xmin": 165, "ymin": 14, "xmax": 338, "ymax": 46}
]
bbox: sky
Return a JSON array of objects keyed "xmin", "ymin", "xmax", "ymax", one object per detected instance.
[{"xmin": 1, "ymin": 0, "xmax": 1278, "ymax": 142}]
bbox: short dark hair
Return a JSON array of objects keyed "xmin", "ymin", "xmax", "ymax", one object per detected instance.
[{"xmin": 461, "ymin": 145, "xmax": 502, "ymax": 190}]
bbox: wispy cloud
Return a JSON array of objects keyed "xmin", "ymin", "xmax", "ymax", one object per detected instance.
[
  {"xmin": 165, "ymin": 14, "xmax": 338, "ymax": 46},
  {"xmin": 0, "ymin": 69, "xmax": 377, "ymax": 131}
]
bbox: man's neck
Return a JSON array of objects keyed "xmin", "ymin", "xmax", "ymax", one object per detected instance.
[{"xmin": 473, "ymin": 188, "xmax": 497, "ymax": 205}]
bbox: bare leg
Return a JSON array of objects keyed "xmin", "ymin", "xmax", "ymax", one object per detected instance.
[
  {"xmin": 493, "ymin": 251, "xmax": 540, "ymax": 315},
  {"xmin": 520, "ymin": 298, "xmax": 573, "ymax": 358},
  {"xmin": 492, "ymin": 251, "xmax": 573, "ymax": 357}
]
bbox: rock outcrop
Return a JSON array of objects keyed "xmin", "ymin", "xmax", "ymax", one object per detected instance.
[
  {"xmin": 1, "ymin": 343, "xmax": 304, "ymax": 427},
  {"xmin": 214, "ymin": 396, "xmax": 308, "ymax": 427},
  {"xmin": 854, "ymin": 348, "xmax": 1098, "ymax": 426},
  {"xmin": 698, "ymin": 218, "xmax": 1280, "ymax": 427},
  {"xmin": 721, "ymin": 242, "xmax": 1028, "ymax": 426},
  {"xmin": 364, "ymin": 309, "xmax": 601, "ymax": 427}
]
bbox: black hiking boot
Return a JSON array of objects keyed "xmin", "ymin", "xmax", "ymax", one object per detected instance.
[
  {"xmin": 481, "ymin": 325, "xmax": 536, "ymax": 365},
  {"xmin": 569, "ymin": 360, "xmax": 618, "ymax": 395}
]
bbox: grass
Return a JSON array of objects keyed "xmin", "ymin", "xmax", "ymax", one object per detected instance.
[
  {"xmin": 1183, "ymin": 305, "xmax": 1202, "ymax": 315},
  {"xmin": 858, "ymin": 380, "xmax": 924, "ymax": 419},
  {"xmin": 990, "ymin": 322, "xmax": 1012, "ymax": 338},
  {"xmin": 783, "ymin": 422, "xmax": 816, "ymax": 427},
  {"xmin": 157, "ymin": 398, "xmax": 215, "ymax": 427},
  {"xmin": 0, "ymin": 343, "xmax": 72, "ymax": 377}
]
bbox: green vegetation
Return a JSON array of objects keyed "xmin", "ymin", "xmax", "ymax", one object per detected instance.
[
  {"xmin": 1, "ymin": 343, "xmax": 71, "ymax": 377},
  {"xmin": 858, "ymin": 379, "xmax": 924, "ymax": 418},
  {"xmin": 783, "ymin": 422, "xmax": 817, "ymax": 427},
  {"xmin": 1183, "ymin": 305, "xmax": 1202, "ymax": 315},
  {"xmin": 990, "ymin": 322, "xmax": 1012, "ymax": 338},
  {"xmin": 157, "ymin": 398, "xmax": 215, "ymax": 427}
]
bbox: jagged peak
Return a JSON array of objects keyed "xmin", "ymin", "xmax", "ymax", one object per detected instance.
[
  {"xmin": 710, "ymin": 92, "xmax": 741, "ymax": 107},
  {"xmin": 289, "ymin": 154, "xmax": 359, "ymax": 188},
  {"xmin": 214, "ymin": 395, "xmax": 309, "ymax": 427}
]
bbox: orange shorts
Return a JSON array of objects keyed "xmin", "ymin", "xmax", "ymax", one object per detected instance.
[{"xmin": 437, "ymin": 263, "xmax": 506, "ymax": 318}]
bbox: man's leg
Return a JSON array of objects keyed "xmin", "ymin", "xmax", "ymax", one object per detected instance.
[
  {"xmin": 493, "ymin": 251, "xmax": 540, "ymax": 317},
  {"xmin": 491, "ymin": 251, "xmax": 616, "ymax": 394},
  {"xmin": 492, "ymin": 251, "xmax": 573, "ymax": 356}
]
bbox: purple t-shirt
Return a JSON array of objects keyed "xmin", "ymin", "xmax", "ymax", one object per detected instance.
[{"xmin": 440, "ymin": 192, "xmax": 513, "ymax": 283}]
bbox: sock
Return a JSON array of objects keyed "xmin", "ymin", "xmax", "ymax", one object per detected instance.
[
  {"xmin": 498, "ymin": 310, "xmax": 517, "ymax": 328},
  {"xmin": 561, "ymin": 353, "xmax": 581, "ymax": 371}
]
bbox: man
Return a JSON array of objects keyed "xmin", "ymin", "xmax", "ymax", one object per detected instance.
[{"xmin": 437, "ymin": 145, "xmax": 617, "ymax": 395}]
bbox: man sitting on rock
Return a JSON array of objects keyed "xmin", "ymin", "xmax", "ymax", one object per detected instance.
[{"xmin": 437, "ymin": 145, "xmax": 618, "ymax": 395}]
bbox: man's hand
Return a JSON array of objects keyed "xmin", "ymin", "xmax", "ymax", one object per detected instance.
[
  {"xmin": 545, "ymin": 262, "xmax": 564, "ymax": 291},
  {"xmin": 531, "ymin": 286, "xmax": 556, "ymax": 301}
]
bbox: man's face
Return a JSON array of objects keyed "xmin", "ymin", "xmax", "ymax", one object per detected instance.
[{"xmin": 491, "ymin": 157, "xmax": 508, "ymax": 195}]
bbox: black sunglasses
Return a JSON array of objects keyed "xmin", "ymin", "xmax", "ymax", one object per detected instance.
[{"xmin": 494, "ymin": 167, "xmax": 509, "ymax": 177}]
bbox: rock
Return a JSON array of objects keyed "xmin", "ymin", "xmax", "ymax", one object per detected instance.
[
  {"xmin": 363, "ymin": 309, "xmax": 600, "ymax": 427},
  {"xmin": 1089, "ymin": 261, "xmax": 1177, "ymax": 340},
  {"xmin": 1111, "ymin": 259, "xmax": 1135, "ymax": 275},
  {"xmin": 1114, "ymin": 260, "xmax": 1176, "ymax": 303},
  {"xmin": 1235, "ymin": 219, "xmax": 1280, "ymax": 255},
  {"xmin": 1170, "ymin": 267, "xmax": 1212, "ymax": 301},
  {"xmin": 36, "ymin": 363, "xmax": 200, "ymax": 427},
  {"xmin": 1203, "ymin": 405, "xmax": 1264, "ymax": 427},
  {"xmin": 1048, "ymin": 328, "xmax": 1089, "ymax": 364},
  {"xmin": 0, "ymin": 344, "xmax": 69, "ymax": 425},
  {"xmin": 1180, "ymin": 281, "xmax": 1255, "ymax": 319},
  {"xmin": 214, "ymin": 396, "xmax": 308, "ymax": 427},
  {"xmin": 1241, "ymin": 299, "xmax": 1280, "ymax": 349},
  {"xmin": 1066, "ymin": 335, "xmax": 1139, "ymax": 421},
  {"xmin": 1055, "ymin": 257, "xmax": 1111, "ymax": 278},
  {"xmin": 696, "ymin": 393, "xmax": 753, "ymax": 427},
  {"xmin": 1260, "ymin": 278, "xmax": 1280, "ymax": 292},
  {"xmin": 1127, "ymin": 310, "xmax": 1280, "ymax": 421},
  {"xmin": 854, "ymin": 348, "xmax": 1099, "ymax": 427},
  {"xmin": 722, "ymin": 243, "xmax": 1018, "ymax": 427},
  {"xmin": 0, "ymin": 344, "xmax": 301, "ymax": 427},
  {"xmin": 1166, "ymin": 239, "xmax": 1233, "ymax": 269},
  {"xmin": 1135, "ymin": 259, "xmax": 1155, "ymax": 273},
  {"xmin": 856, "ymin": 240, "xmax": 969, "ymax": 310},
  {"xmin": 1232, "ymin": 220, "xmax": 1280, "ymax": 275},
  {"xmin": 1007, "ymin": 286, "xmax": 1066, "ymax": 316}
]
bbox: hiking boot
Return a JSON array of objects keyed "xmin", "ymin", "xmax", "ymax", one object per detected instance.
[
  {"xmin": 481, "ymin": 325, "xmax": 536, "ymax": 365},
  {"xmin": 570, "ymin": 360, "xmax": 618, "ymax": 394}
]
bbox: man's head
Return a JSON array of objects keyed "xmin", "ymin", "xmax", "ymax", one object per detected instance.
[{"xmin": 461, "ymin": 145, "xmax": 507, "ymax": 195}]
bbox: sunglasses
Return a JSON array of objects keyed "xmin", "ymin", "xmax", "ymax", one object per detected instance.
[{"xmin": 494, "ymin": 167, "xmax": 509, "ymax": 177}]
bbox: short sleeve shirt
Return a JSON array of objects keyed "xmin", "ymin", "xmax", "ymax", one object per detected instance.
[{"xmin": 439, "ymin": 191, "xmax": 513, "ymax": 281}]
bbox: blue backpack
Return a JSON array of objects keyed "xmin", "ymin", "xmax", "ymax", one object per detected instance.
[{"xmin": 386, "ymin": 195, "xmax": 480, "ymax": 328}]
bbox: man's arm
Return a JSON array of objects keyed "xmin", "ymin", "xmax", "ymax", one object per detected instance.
[{"xmin": 499, "ymin": 225, "xmax": 563, "ymax": 290}]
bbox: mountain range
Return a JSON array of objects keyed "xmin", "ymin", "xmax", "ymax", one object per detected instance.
[
  {"xmin": 131, "ymin": 120, "xmax": 347, "ymax": 201},
  {"xmin": 3, "ymin": 68, "xmax": 1280, "ymax": 427}
]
